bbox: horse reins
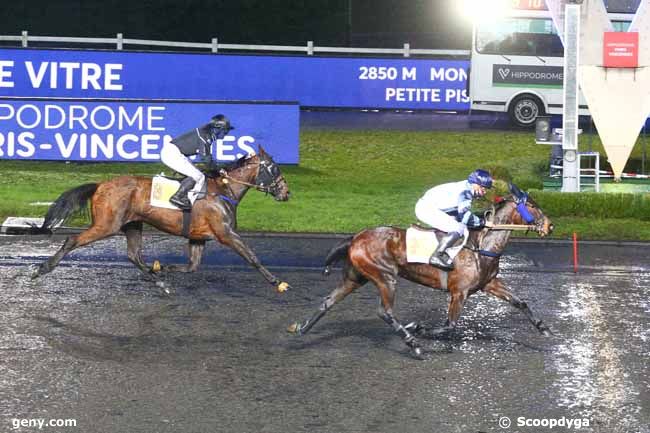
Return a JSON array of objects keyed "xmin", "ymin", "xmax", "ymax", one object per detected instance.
[
  {"xmin": 464, "ymin": 243, "xmax": 502, "ymax": 258},
  {"xmin": 465, "ymin": 199, "xmax": 542, "ymax": 258},
  {"xmin": 486, "ymin": 199, "xmax": 544, "ymax": 233},
  {"xmin": 217, "ymin": 163, "xmax": 284, "ymax": 195},
  {"xmin": 490, "ymin": 223, "xmax": 537, "ymax": 231}
]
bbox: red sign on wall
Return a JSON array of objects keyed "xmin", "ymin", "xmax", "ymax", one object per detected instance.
[{"xmin": 603, "ymin": 31, "xmax": 639, "ymax": 68}]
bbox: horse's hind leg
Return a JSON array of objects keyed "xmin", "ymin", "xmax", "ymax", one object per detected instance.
[
  {"xmin": 123, "ymin": 222, "xmax": 150, "ymax": 274},
  {"xmin": 122, "ymin": 221, "xmax": 174, "ymax": 295},
  {"xmin": 288, "ymin": 264, "xmax": 366, "ymax": 335},
  {"xmin": 32, "ymin": 224, "xmax": 114, "ymax": 279},
  {"xmin": 374, "ymin": 273, "xmax": 423, "ymax": 358},
  {"xmin": 483, "ymin": 277, "xmax": 552, "ymax": 335}
]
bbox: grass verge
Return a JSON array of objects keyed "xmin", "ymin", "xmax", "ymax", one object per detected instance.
[{"xmin": 1, "ymin": 129, "xmax": 649, "ymax": 241}]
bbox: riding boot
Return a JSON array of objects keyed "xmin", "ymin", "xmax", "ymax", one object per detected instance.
[
  {"xmin": 169, "ymin": 177, "xmax": 196, "ymax": 210},
  {"xmin": 429, "ymin": 231, "xmax": 462, "ymax": 270}
]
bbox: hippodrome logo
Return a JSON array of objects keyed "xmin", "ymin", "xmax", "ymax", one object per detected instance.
[{"xmin": 493, "ymin": 64, "xmax": 563, "ymax": 86}]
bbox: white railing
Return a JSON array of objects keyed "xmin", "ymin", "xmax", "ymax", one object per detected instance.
[{"xmin": 0, "ymin": 31, "xmax": 470, "ymax": 58}]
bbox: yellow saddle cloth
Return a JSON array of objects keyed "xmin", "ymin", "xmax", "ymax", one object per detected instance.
[
  {"xmin": 150, "ymin": 175, "xmax": 181, "ymax": 210},
  {"xmin": 405, "ymin": 226, "xmax": 468, "ymax": 264}
]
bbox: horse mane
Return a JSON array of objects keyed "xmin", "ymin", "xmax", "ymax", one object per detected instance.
[
  {"xmin": 203, "ymin": 153, "xmax": 259, "ymax": 178},
  {"xmin": 222, "ymin": 154, "xmax": 255, "ymax": 172},
  {"xmin": 488, "ymin": 195, "xmax": 519, "ymax": 221}
]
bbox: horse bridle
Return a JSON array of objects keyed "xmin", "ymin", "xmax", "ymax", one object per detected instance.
[
  {"xmin": 466, "ymin": 196, "xmax": 545, "ymax": 259},
  {"xmin": 486, "ymin": 196, "xmax": 546, "ymax": 234},
  {"xmin": 218, "ymin": 158, "xmax": 285, "ymax": 196}
]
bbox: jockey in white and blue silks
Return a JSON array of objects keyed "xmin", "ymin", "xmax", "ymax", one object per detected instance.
[
  {"xmin": 160, "ymin": 114, "xmax": 234, "ymax": 210},
  {"xmin": 415, "ymin": 169, "xmax": 493, "ymax": 270}
]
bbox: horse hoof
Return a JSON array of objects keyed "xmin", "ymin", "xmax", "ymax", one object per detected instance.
[
  {"xmin": 540, "ymin": 328, "xmax": 553, "ymax": 337},
  {"xmin": 30, "ymin": 264, "xmax": 45, "ymax": 280},
  {"xmin": 287, "ymin": 322, "xmax": 302, "ymax": 335},
  {"xmin": 410, "ymin": 345, "xmax": 424, "ymax": 360},
  {"xmin": 277, "ymin": 281, "xmax": 290, "ymax": 293},
  {"xmin": 404, "ymin": 321, "xmax": 425, "ymax": 335},
  {"xmin": 151, "ymin": 260, "xmax": 162, "ymax": 273},
  {"xmin": 156, "ymin": 281, "xmax": 174, "ymax": 296}
]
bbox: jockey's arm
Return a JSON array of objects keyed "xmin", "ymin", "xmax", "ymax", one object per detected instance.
[{"xmin": 457, "ymin": 191, "xmax": 485, "ymax": 229}]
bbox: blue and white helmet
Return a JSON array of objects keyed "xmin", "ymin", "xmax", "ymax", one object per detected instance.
[{"xmin": 468, "ymin": 169, "xmax": 493, "ymax": 188}]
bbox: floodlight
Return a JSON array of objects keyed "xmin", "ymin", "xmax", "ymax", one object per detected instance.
[{"xmin": 458, "ymin": 0, "xmax": 509, "ymax": 24}]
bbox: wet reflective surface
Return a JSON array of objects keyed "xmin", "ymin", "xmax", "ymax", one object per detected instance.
[{"xmin": 1, "ymin": 234, "xmax": 649, "ymax": 432}]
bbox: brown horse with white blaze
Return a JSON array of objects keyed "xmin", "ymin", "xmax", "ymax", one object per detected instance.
[
  {"xmin": 289, "ymin": 184, "xmax": 554, "ymax": 358},
  {"xmin": 32, "ymin": 147, "xmax": 291, "ymax": 295}
]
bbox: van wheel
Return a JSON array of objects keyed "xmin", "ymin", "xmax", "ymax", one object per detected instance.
[{"xmin": 508, "ymin": 95, "xmax": 544, "ymax": 128}]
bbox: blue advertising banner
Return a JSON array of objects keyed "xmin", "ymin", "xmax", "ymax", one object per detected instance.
[
  {"xmin": 0, "ymin": 48, "xmax": 470, "ymax": 110},
  {"xmin": 0, "ymin": 100, "xmax": 299, "ymax": 163}
]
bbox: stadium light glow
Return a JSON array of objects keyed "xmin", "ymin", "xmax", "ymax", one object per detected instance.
[{"xmin": 458, "ymin": 0, "xmax": 510, "ymax": 23}]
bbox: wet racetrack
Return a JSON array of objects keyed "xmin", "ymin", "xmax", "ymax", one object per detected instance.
[{"xmin": 1, "ymin": 233, "xmax": 649, "ymax": 433}]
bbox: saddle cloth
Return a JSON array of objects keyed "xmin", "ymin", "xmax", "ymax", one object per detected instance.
[
  {"xmin": 150, "ymin": 174, "xmax": 209, "ymax": 210},
  {"xmin": 150, "ymin": 175, "xmax": 182, "ymax": 210},
  {"xmin": 405, "ymin": 226, "xmax": 469, "ymax": 264}
]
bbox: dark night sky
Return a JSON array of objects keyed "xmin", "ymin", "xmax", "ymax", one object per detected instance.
[{"xmin": 1, "ymin": 0, "xmax": 472, "ymax": 50}]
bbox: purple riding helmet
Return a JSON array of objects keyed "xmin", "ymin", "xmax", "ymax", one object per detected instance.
[{"xmin": 467, "ymin": 169, "xmax": 493, "ymax": 188}]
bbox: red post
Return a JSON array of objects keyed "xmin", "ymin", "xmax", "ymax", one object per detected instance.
[{"xmin": 572, "ymin": 232, "xmax": 578, "ymax": 273}]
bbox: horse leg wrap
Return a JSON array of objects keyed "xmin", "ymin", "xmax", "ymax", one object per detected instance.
[
  {"xmin": 397, "ymin": 325, "xmax": 418, "ymax": 346},
  {"xmin": 380, "ymin": 311, "xmax": 418, "ymax": 347},
  {"xmin": 295, "ymin": 298, "xmax": 332, "ymax": 335},
  {"xmin": 404, "ymin": 322, "xmax": 425, "ymax": 335}
]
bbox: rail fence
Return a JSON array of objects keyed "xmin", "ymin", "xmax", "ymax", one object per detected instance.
[{"xmin": 0, "ymin": 31, "xmax": 470, "ymax": 58}]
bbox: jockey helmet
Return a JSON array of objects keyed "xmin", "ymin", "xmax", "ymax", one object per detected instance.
[
  {"xmin": 468, "ymin": 169, "xmax": 493, "ymax": 188},
  {"xmin": 210, "ymin": 114, "xmax": 235, "ymax": 131},
  {"xmin": 209, "ymin": 114, "xmax": 234, "ymax": 140}
]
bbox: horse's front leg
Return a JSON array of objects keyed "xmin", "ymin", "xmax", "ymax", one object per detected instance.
[
  {"xmin": 215, "ymin": 228, "xmax": 290, "ymax": 293},
  {"xmin": 425, "ymin": 290, "xmax": 468, "ymax": 337},
  {"xmin": 482, "ymin": 277, "xmax": 552, "ymax": 335},
  {"xmin": 158, "ymin": 240, "xmax": 205, "ymax": 273}
]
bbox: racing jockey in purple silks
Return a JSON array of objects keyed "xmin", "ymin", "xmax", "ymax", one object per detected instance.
[{"xmin": 415, "ymin": 169, "xmax": 494, "ymax": 270}]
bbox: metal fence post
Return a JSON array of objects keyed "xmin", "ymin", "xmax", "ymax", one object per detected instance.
[
  {"xmin": 212, "ymin": 38, "xmax": 218, "ymax": 53},
  {"xmin": 21, "ymin": 31, "xmax": 28, "ymax": 47},
  {"xmin": 561, "ymin": 3, "xmax": 580, "ymax": 192},
  {"xmin": 404, "ymin": 43, "xmax": 410, "ymax": 57},
  {"xmin": 307, "ymin": 40, "xmax": 314, "ymax": 55},
  {"xmin": 116, "ymin": 33, "xmax": 123, "ymax": 50}
]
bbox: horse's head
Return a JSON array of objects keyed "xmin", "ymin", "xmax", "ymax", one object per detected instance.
[
  {"xmin": 220, "ymin": 146, "xmax": 289, "ymax": 201},
  {"xmin": 493, "ymin": 184, "xmax": 553, "ymax": 237},
  {"xmin": 254, "ymin": 146, "xmax": 290, "ymax": 201}
]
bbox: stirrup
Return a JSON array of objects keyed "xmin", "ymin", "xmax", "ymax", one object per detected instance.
[
  {"xmin": 429, "ymin": 254, "xmax": 454, "ymax": 270},
  {"xmin": 170, "ymin": 195, "xmax": 192, "ymax": 210}
]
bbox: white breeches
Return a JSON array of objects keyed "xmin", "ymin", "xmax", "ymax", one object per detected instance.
[
  {"xmin": 160, "ymin": 142, "xmax": 205, "ymax": 204},
  {"xmin": 415, "ymin": 199, "xmax": 465, "ymax": 235}
]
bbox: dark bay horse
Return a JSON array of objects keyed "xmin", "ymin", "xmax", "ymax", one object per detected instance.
[
  {"xmin": 32, "ymin": 146, "xmax": 291, "ymax": 295},
  {"xmin": 289, "ymin": 184, "xmax": 554, "ymax": 358}
]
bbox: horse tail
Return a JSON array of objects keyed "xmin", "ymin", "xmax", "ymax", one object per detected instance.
[
  {"xmin": 323, "ymin": 236, "xmax": 353, "ymax": 276},
  {"xmin": 39, "ymin": 183, "xmax": 98, "ymax": 233}
]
